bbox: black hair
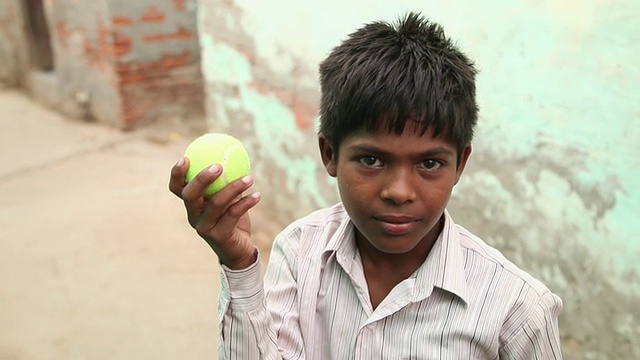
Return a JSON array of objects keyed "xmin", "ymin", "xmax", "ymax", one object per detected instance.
[{"xmin": 319, "ymin": 12, "xmax": 478, "ymax": 162}]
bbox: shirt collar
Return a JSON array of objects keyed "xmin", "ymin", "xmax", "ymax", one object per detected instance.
[
  {"xmin": 322, "ymin": 209, "xmax": 353, "ymax": 254},
  {"xmin": 414, "ymin": 210, "xmax": 469, "ymax": 305},
  {"xmin": 321, "ymin": 208, "xmax": 469, "ymax": 305},
  {"xmin": 321, "ymin": 216, "xmax": 357, "ymax": 272}
]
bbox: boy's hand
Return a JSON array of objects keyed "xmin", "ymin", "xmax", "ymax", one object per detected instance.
[{"xmin": 169, "ymin": 157, "xmax": 261, "ymax": 270}]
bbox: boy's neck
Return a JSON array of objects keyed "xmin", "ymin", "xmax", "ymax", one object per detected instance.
[
  {"xmin": 355, "ymin": 218, "xmax": 443, "ymax": 309},
  {"xmin": 355, "ymin": 217, "xmax": 444, "ymax": 277}
]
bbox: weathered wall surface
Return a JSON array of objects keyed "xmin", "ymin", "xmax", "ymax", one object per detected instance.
[
  {"xmin": 198, "ymin": 1, "xmax": 639, "ymax": 359},
  {"xmin": 198, "ymin": 0, "xmax": 328, "ymax": 224},
  {"xmin": 0, "ymin": 0, "xmax": 29, "ymax": 86},
  {"xmin": 0, "ymin": 0, "xmax": 204, "ymax": 129}
]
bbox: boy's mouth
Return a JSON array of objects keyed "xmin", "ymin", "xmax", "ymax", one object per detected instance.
[{"xmin": 374, "ymin": 215, "xmax": 420, "ymax": 236}]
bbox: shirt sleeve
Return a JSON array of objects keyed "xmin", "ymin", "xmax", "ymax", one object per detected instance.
[
  {"xmin": 218, "ymin": 231, "xmax": 304, "ymax": 360},
  {"xmin": 499, "ymin": 291, "xmax": 564, "ymax": 359}
]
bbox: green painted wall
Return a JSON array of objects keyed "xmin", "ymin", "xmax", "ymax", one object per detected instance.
[{"xmin": 198, "ymin": 1, "xmax": 640, "ymax": 358}]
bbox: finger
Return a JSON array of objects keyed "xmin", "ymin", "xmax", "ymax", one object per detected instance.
[
  {"xmin": 168, "ymin": 157, "xmax": 189, "ymax": 197},
  {"xmin": 215, "ymin": 191, "xmax": 261, "ymax": 232},
  {"xmin": 181, "ymin": 164, "xmax": 223, "ymax": 224},
  {"xmin": 195, "ymin": 175, "xmax": 256, "ymax": 231},
  {"xmin": 181, "ymin": 163, "xmax": 222, "ymax": 206},
  {"xmin": 199, "ymin": 191, "xmax": 261, "ymax": 242}
]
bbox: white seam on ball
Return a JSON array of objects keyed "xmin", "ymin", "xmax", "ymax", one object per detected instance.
[{"xmin": 221, "ymin": 144, "xmax": 241, "ymax": 185}]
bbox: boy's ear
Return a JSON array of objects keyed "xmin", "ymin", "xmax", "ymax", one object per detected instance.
[
  {"xmin": 454, "ymin": 144, "xmax": 472, "ymax": 185},
  {"xmin": 318, "ymin": 135, "xmax": 337, "ymax": 177}
]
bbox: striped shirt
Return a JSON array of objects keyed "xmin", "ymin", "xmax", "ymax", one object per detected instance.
[{"xmin": 219, "ymin": 203, "xmax": 563, "ymax": 359}]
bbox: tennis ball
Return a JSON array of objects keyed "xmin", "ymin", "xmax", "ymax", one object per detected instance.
[{"xmin": 184, "ymin": 133, "xmax": 251, "ymax": 197}]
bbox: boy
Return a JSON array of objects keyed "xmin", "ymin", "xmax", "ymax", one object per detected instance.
[{"xmin": 169, "ymin": 12, "xmax": 563, "ymax": 359}]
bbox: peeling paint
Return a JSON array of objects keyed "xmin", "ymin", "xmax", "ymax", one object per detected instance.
[
  {"xmin": 198, "ymin": 13, "xmax": 330, "ymax": 212},
  {"xmin": 199, "ymin": 35, "xmax": 253, "ymax": 86},
  {"xmin": 241, "ymin": 89, "xmax": 328, "ymax": 207}
]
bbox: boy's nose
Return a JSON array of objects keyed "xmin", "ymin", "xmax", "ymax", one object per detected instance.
[{"xmin": 380, "ymin": 168, "xmax": 416, "ymax": 205}]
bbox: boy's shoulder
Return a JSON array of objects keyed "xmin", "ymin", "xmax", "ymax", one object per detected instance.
[
  {"xmin": 281, "ymin": 203, "xmax": 349, "ymax": 235},
  {"xmin": 455, "ymin": 224, "xmax": 546, "ymax": 291},
  {"xmin": 277, "ymin": 202, "xmax": 350, "ymax": 240},
  {"xmin": 273, "ymin": 203, "xmax": 351, "ymax": 255},
  {"xmin": 455, "ymin": 224, "xmax": 552, "ymax": 295},
  {"xmin": 453, "ymin": 223, "xmax": 562, "ymax": 331}
]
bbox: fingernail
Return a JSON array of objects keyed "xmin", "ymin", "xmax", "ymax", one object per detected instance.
[
  {"xmin": 251, "ymin": 192, "xmax": 261, "ymax": 200},
  {"xmin": 241, "ymin": 176, "xmax": 252, "ymax": 184},
  {"xmin": 176, "ymin": 158, "xmax": 185, "ymax": 167},
  {"xmin": 208, "ymin": 164, "xmax": 221, "ymax": 174}
]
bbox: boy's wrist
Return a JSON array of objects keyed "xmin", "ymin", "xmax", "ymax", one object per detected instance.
[{"xmin": 220, "ymin": 248, "xmax": 258, "ymax": 270}]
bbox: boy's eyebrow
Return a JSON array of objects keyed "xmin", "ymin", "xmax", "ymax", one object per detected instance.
[{"xmin": 349, "ymin": 144, "xmax": 455, "ymax": 158}]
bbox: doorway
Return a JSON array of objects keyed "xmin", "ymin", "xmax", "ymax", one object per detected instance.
[{"xmin": 23, "ymin": 0, "xmax": 54, "ymax": 71}]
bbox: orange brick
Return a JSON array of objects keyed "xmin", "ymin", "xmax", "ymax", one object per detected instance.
[
  {"xmin": 112, "ymin": 16, "xmax": 134, "ymax": 26},
  {"xmin": 141, "ymin": 6, "xmax": 165, "ymax": 23}
]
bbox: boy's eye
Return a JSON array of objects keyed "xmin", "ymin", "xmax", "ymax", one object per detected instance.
[
  {"xmin": 420, "ymin": 159, "xmax": 442, "ymax": 172},
  {"xmin": 358, "ymin": 156, "xmax": 382, "ymax": 167}
]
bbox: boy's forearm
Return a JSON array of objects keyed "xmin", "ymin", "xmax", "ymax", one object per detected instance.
[
  {"xmin": 220, "ymin": 305, "xmax": 282, "ymax": 359},
  {"xmin": 218, "ymin": 257, "xmax": 281, "ymax": 359}
]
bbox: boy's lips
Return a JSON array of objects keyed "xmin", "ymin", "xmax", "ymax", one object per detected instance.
[{"xmin": 374, "ymin": 215, "xmax": 420, "ymax": 235}]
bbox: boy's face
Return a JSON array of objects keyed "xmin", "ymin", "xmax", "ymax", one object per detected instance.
[{"xmin": 319, "ymin": 123, "xmax": 471, "ymax": 256}]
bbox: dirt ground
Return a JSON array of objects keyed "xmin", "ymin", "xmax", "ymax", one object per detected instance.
[{"xmin": 0, "ymin": 87, "xmax": 278, "ymax": 360}]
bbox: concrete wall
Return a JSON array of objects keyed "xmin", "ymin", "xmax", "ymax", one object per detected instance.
[
  {"xmin": 197, "ymin": 0, "xmax": 640, "ymax": 359},
  {"xmin": 0, "ymin": 0, "xmax": 204, "ymax": 129},
  {"xmin": 0, "ymin": 0, "xmax": 29, "ymax": 86}
]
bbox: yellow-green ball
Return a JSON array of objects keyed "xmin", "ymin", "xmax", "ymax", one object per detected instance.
[{"xmin": 184, "ymin": 133, "xmax": 251, "ymax": 197}]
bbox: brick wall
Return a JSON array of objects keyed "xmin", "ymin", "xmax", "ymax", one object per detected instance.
[
  {"xmin": 0, "ymin": 0, "xmax": 204, "ymax": 129},
  {"xmin": 108, "ymin": 0, "xmax": 204, "ymax": 128}
]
